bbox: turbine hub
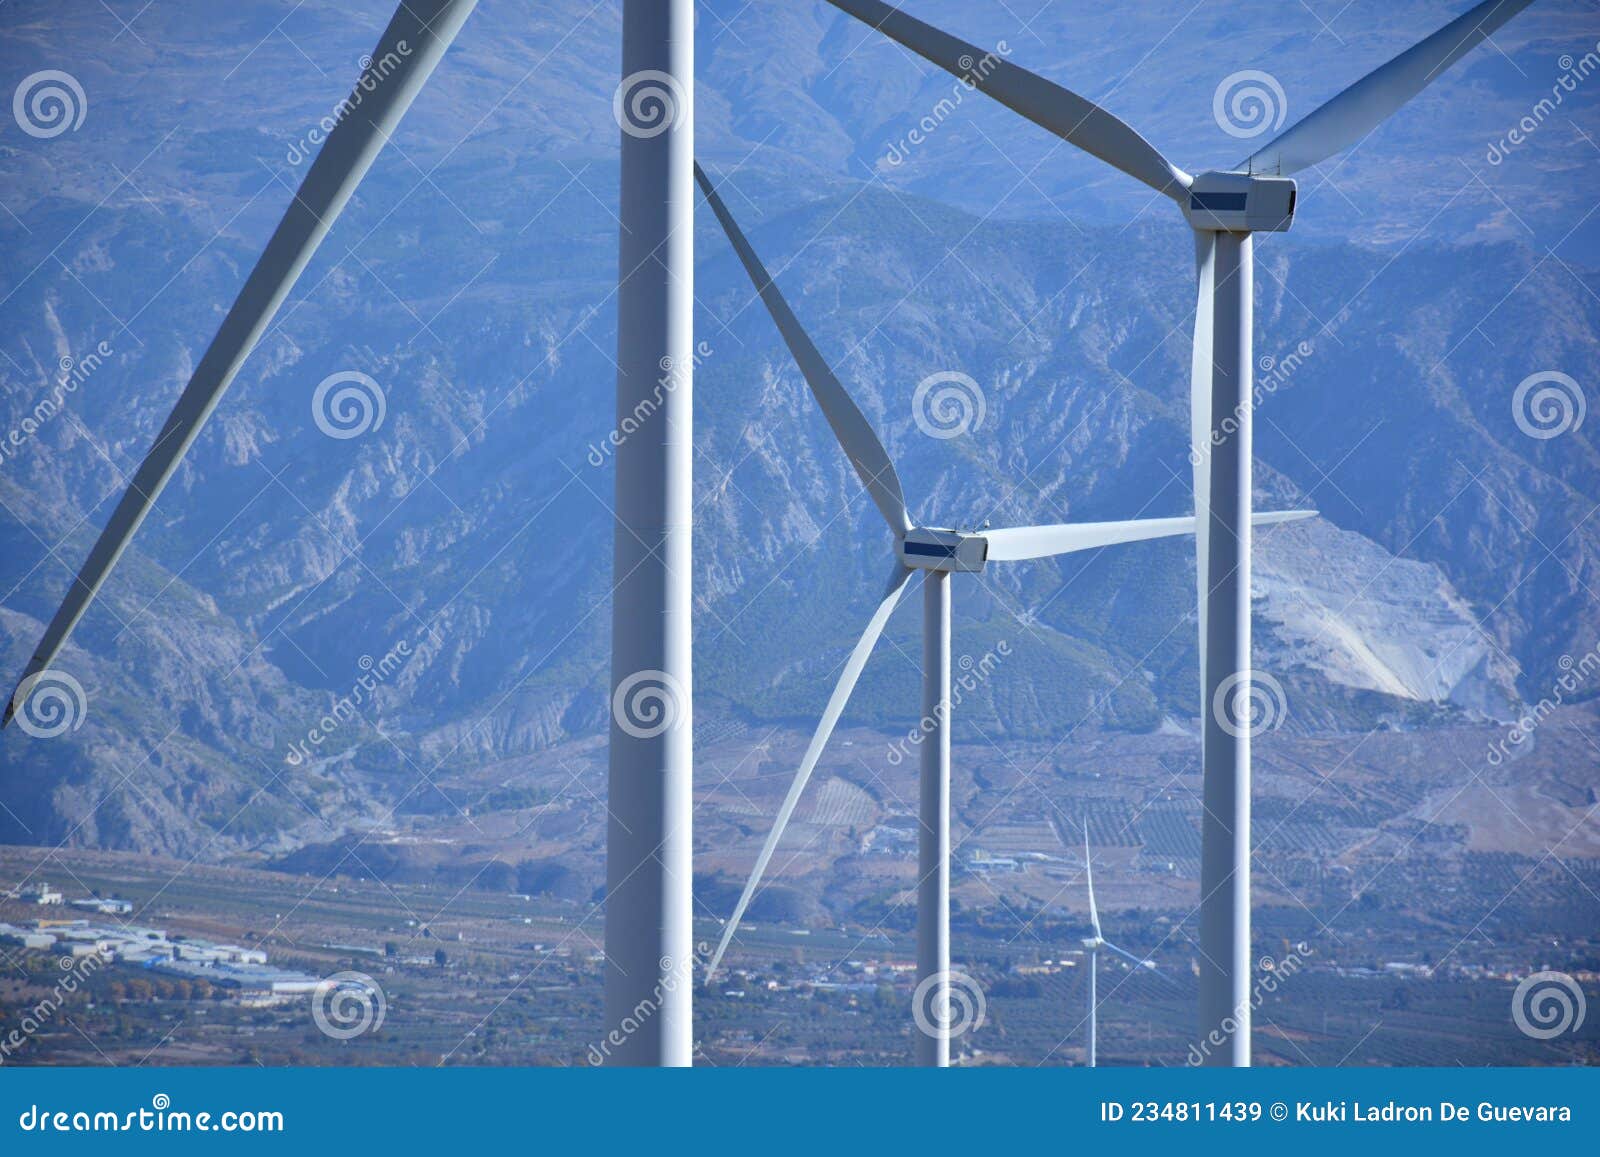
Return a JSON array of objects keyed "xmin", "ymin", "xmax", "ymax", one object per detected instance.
[
  {"xmin": 1184, "ymin": 170, "xmax": 1296, "ymax": 234},
  {"xmin": 898, "ymin": 527, "xmax": 988, "ymax": 573}
]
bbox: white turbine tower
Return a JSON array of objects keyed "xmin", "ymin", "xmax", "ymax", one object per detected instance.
[
  {"xmin": 822, "ymin": 0, "xmax": 1534, "ymax": 1064},
  {"xmin": 3, "ymin": 0, "xmax": 477, "ymax": 727},
  {"xmin": 1080, "ymin": 820, "xmax": 1157, "ymax": 1067},
  {"xmin": 694, "ymin": 164, "xmax": 1311, "ymax": 1066},
  {"xmin": 606, "ymin": 0, "xmax": 696, "ymax": 1067}
]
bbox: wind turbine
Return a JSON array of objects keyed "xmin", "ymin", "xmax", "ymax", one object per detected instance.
[
  {"xmin": 693, "ymin": 163, "xmax": 1312, "ymax": 1066},
  {"xmin": 3, "ymin": 0, "xmax": 696, "ymax": 1065},
  {"xmin": 1080, "ymin": 820, "xmax": 1156, "ymax": 1067},
  {"xmin": 821, "ymin": 0, "xmax": 1534, "ymax": 1064},
  {"xmin": 3, "ymin": 0, "xmax": 477, "ymax": 728}
]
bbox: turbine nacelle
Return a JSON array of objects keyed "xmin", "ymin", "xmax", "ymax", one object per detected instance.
[
  {"xmin": 897, "ymin": 527, "xmax": 990, "ymax": 573},
  {"xmin": 1183, "ymin": 171, "xmax": 1296, "ymax": 234}
]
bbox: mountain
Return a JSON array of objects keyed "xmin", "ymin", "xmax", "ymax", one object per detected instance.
[{"xmin": 0, "ymin": 0, "xmax": 1595, "ymax": 859}]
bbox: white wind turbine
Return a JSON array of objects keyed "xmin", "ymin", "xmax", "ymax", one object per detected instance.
[
  {"xmin": 822, "ymin": 0, "xmax": 1535, "ymax": 1064},
  {"xmin": 1079, "ymin": 820, "xmax": 1157, "ymax": 1068},
  {"xmin": 2, "ymin": 0, "xmax": 699, "ymax": 1063},
  {"xmin": 694, "ymin": 163, "xmax": 1311, "ymax": 1066}
]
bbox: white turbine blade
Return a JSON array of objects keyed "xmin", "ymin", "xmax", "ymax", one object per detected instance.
[
  {"xmin": 986, "ymin": 517, "xmax": 1192, "ymax": 562},
  {"xmin": 985, "ymin": 517, "xmax": 1196, "ymax": 562},
  {"xmin": 694, "ymin": 164, "xmax": 911, "ymax": 534},
  {"xmin": 3, "ymin": 0, "xmax": 477, "ymax": 728},
  {"xmin": 822, "ymin": 0, "xmax": 1190, "ymax": 201},
  {"xmin": 1083, "ymin": 821, "xmax": 1101, "ymax": 938},
  {"xmin": 1241, "ymin": 0, "xmax": 1534, "ymax": 176},
  {"xmin": 1254, "ymin": 510, "xmax": 1318, "ymax": 528},
  {"xmin": 1102, "ymin": 940, "xmax": 1156, "ymax": 970},
  {"xmin": 1190, "ymin": 230, "xmax": 1216, "ymax": 719},
  {"xmin": 983, "ymin": 510, "xmax": 1313, "ymax": 563},
  {"xmin": 706, "ymin": 564, "xmax": 914, "ymax": 980}
]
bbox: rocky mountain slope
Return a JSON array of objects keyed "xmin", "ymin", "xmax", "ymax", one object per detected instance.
[{"xmin": 0, "ymin": 0, "xmax": 1595, "ymax": 858}]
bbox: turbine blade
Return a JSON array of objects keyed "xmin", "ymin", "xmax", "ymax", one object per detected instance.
[
  {"xmin": 1103, "ymin": 940, "xmax": 1156, "ymax": 970},
  {"xmin": 3, "ymin": 0, "xmax": 477, "ymax": 728},
  {"xmin": 983, "ymin": 510, "xmax": 1313, "ymax": 562},
  {"xmin": 706, "ymin": 563, "xmax": 914, "ymax": 980},
  {"xmin": 694, "ymin": 163, "xmax": 911, "ymax": 534},
  {"xmin": 1083, "ymin": 821, "xmax": 1101, "ymax": 938},
  {"xmin": 1254, "ymin": 510, "xmax": 1318, "ymax": 528},
  {"xmin": 1190, "ymin": 230, "xmax": 1216, "ymax": 722},
  {"xmin": 985, "ymin": 518, "xmax": 1198, "ymax": 561},
  {"xmin": 821, "ymin": 0, "xmax": 1189, "ymax": 200},
  {"xmin": 1241, "ymin": 0, "xmax": 1534, "ymax": 176}
]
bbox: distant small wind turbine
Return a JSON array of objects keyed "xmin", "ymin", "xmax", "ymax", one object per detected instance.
[
  {"xmin": 1080, "ymin": 820, "xmax": 1157, "ymax": 1067},
  {"xmin": 694, "ymin": 163, "xmax": 1311, "ymax": 1065}
]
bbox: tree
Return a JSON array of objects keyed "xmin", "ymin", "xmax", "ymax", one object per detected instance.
[{"xmin": 434, "ymin": 948, "xmax": 449, "ymax": 968}]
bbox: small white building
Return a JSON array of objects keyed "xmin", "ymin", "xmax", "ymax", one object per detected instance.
[
  {"xmin": 70, "ymin": 897, "xmax": 133, "ymax": 916},
  {"xmin": 213, "ymin": 945, "xmax": 268, "ymax": 965},
  {"xmin": 0, "ymin": 924, "xmax": 57, "ymax": 951}
]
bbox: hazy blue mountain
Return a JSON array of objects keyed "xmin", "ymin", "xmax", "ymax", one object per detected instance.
[{"xmin": 0, "ymin": 0, "xmax": 1596, "ymax": 857}]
